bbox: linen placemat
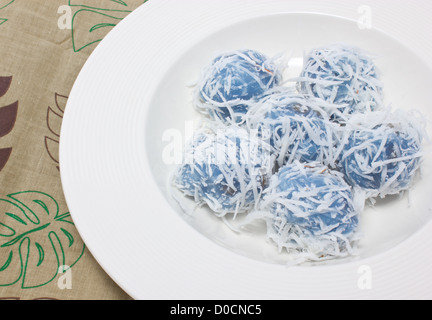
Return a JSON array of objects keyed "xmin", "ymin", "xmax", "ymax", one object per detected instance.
[{"xmin": 0, "ymin": 0, "xmax": 148, "ymax": 300}]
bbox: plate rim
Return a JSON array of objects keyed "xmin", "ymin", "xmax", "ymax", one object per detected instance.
[{"xmin": 60, "ymin": 0, "xmax": 432, "ymax": 300}]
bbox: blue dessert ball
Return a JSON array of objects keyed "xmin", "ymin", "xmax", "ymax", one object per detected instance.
[
  {"xmin": 248, "ymin": 91, "xmax": 336, "ymax": 167},
  {"xmin": 196, "ymin": 50, "xmax": 282, "ymax": 124},
  {"xmin": 174, "ymin": 127, "xmax": 273, "ymax": 215},
  {"xmin": 267, "ymin": 163, "xmax": 359, "ymax": 237},
  {"xmin": 338, "ymin": 124, "xmax": 422, "ymax": 197},
  {"xmin": 298, "ymin": 44, "xmax": 383, "ymax": 121}
]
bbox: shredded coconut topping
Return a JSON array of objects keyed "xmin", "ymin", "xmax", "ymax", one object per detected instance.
[
  {"xmin": 194, "ymin": 50, "xmax": 285, "ymax": 125},
  {"xmin": 173, "ymin": 124, "xmax": 274, "ymax": 217},
  {"xmin": 336, "ymin": 109, "xmax": 425, "ymax": 200},
  {"xmin": 297, "ymin": 43, "xmax": 383, "ymax": 122},
  {"xmin": 170, "ymin": 44, "xmax": 426, "ymax": 265}
]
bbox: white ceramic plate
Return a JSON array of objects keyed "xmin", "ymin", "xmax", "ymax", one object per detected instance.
[{"xmin": 60, "ymin": 0, "xmax": 432, "ymax": 299}]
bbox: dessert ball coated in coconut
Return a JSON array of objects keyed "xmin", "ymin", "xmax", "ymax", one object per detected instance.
[
  {"xmin": 298, "ymin": 43, "xmax": 383, "ymax": 121},
  {"xmin": 260, "ymin": 162, "xmax": 361, "ymax": 262},
  {"xmin": 195, "ymin": 50, "xmax": 283, "ymax": 124},
  {"xmin": 174, "ymin": 125, "xmax": 274, "ymax": 216},
  {"xmin": 337, "ymin": 110, "xmax": 424, "ymax": 199},
  {"xmin": 247, "ymin": 90, "xmax": 336, "ymax": 168}
]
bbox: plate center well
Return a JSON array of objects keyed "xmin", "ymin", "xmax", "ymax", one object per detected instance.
[{"xmin": 145, "ymin": 13, "xmax": 432, "ymax": 265}]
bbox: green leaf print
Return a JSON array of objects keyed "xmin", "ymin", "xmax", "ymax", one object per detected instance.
[
  {"xmin": 0, "ymin": 0, "xmax": 14, "ymax": 10},
  {"xmin": 0, "ymin": 0, "xmax": 15, "ymax": 26},
  {"xmin": 71, "ymin": 9, "xmax": 126, "ymax": 52},
  {"xmin": 0, "ymin": 191, "xmax": 85, "ymax": 289},
  {"xmin": 68, "ymin": 0, "xmax": 131, "ymax": 12},
  {"xmin": 69, "ymin": 0, "xmax": 149, "ymax": 52}
]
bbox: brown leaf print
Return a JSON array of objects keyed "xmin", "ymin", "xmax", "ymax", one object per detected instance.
[
  {"xmin": 45, "ymin": 93, "xmax": 67, "ymax": 171},
  {"xmin": 0, "ymin": 75, "xmax": 17, "ymax": 173},
  {"xmin": 44, "ymin": 136, "xmax": 59, "ymax": 164},
  {"xmin": 0, "ymin": 101, "xmax": 18, "ymax": 138},
  {"xmin": 46, "ymin": 107, "xmax": 63, "ymax": 138},
  {"xmin": 0, "ymin": 147, "xmax": 12, "ymax": 172},
  {"xmin": 0, "ymin": 76, "xmax": 12, "ymax": 98},
  {"xmin": 54, "ymin": 93, "xmax": 67, "ymax": 114}
]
